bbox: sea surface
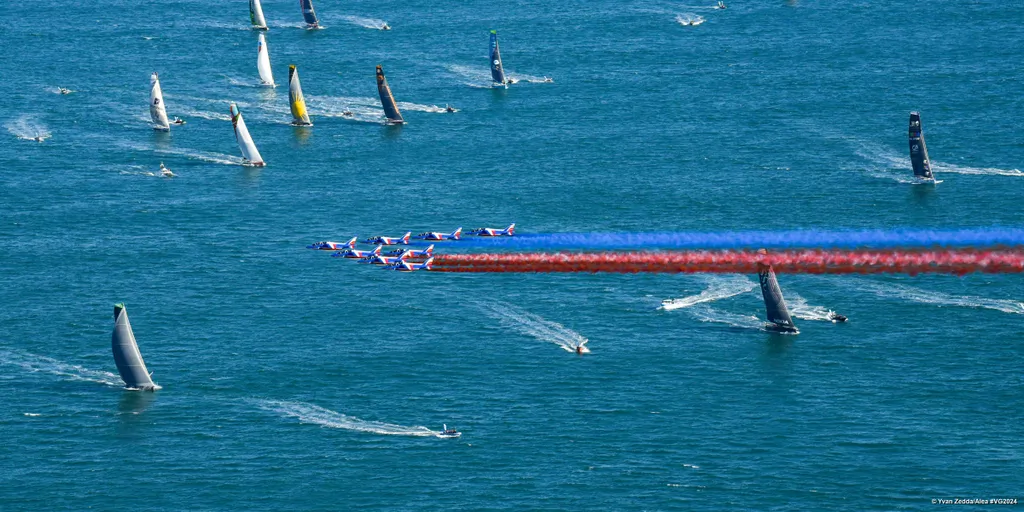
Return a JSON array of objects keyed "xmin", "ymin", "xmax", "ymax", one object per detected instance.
[{"xmin": 1, "ymin": 0, "xmax": 1022, "ymax": 509}]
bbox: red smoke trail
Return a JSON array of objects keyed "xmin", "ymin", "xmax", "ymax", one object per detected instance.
[{"xmin": 432, "ymin": 250, "xmax": 1024, "ymax": 275}]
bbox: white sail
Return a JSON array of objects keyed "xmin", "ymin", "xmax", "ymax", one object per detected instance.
[
  {"xmin": 230, "ymin": 103, "xmax": 265, "ymax": 166},
  {"xmin": 149, "ymin": 73, "xmax": 170, "ymax": 131},
  {"xmin": 249, "ymin": 0, "xmax": 268, "ymax": 29},
  {"xmin": 257, "ymin": 33, "xmax": 275, "ymax": 87}
]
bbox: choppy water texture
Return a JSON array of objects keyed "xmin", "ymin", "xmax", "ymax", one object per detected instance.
[{"xmin": 1, "ymin": 0, "xmax": 1022, "ymax": 510}]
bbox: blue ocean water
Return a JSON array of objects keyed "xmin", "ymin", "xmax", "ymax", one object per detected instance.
[{"xmin": 1, "ymin": 0, "xmax": 1022, "ymax": 509}]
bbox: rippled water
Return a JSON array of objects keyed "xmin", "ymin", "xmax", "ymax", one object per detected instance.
[{"xmin": 1, "ymin": 0, "xmax": 1022, "ymax": 509}]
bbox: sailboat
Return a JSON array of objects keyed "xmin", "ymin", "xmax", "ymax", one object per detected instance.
[
  {"xmin": 249, "ymin": 0, "xmax": 268, "ymax": 30},
  {"xmin": 230, "ymin": 103, "xmax": 266, "ymax": 167},
  {"xmin": 908, "ymin": 112, "xmax": 935, "ymax": 181},
  {"xmin": 756, "ymin": 250, "xmax": 798, "ymax": 334},
  {"xmin": 149, "ymin": 72, "xmax": 170, "ymax": 131},
  {"xmin": 301, "ymin": 0, "xmax": 320, "ymax": 29},
  {"xmin": 257, "ymin": 33, "xmax": 275, "ymax": 87},
  {"xmin": 111, "ymin": 303, "xmax": 160, "ymax": 391},
  {"xmin": 489, "ymin": 30, "xmax": 508, "ymax": 89},
  {"xmin": 289, "ymin": 65, "xmax": 312, "ymax": 126},
  {"xmin": 375, "ymin": 65, "xmax": 405, "ymax": 125}
]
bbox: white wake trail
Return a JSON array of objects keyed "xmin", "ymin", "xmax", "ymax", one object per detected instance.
[
  {"xmin": 855, "ymin": 281, "xmax": 1024, "ymax": 314},
  {"xmin": 6, "ymin": 115, "xmax": 52, "ymax": 142},
  {"xmin": 856, "ymin": 142, "xmax": 1021, "ymax": 178},
  {"xmin": 660, "ymin": 275, "xmax": 756, "ymax": 311},
  {"xmin": 675, "ymin": 13, "xmax": 706, "ymax": 26},
  {"xmin": 786, "ymin": 294, "xmax": 837, "ymax": 321},
  {"xmin": 338, "ymin": 15, "xmax": 388, "ymax": 30},
  {"xmin": 477, "ymin": 301, "xmax": 590, "ymax": 353},
  {"xmin": 686, "ymin": 305, "xmax": 765, "ymax": 330},
  {"xmin": 255, "ymin": 400, "xmax": 439, "ymax": 437},
  {"xmin": 0, "ymin": 349, "xmax": 122, "ymax": 387}
]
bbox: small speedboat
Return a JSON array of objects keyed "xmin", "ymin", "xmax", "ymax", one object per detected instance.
[
  {"xmin": 172, "ymin": 117, "xmax": 186, "ymax": 125},
  {"xmin": 158, "ymin": 162, "xmax": 175, "ymax": 177},
  {"xmin": 437, "ymin": 424, "xmax": 461, "ymax": 438}
]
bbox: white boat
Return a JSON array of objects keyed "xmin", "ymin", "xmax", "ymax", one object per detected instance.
[
  {"xmin": 437, "ymin": 424, "xmax": 461, "ymax": 438},
  {"xmin": 150, "ymin": 73, "xmax": 171, "ymax": 131},
  {"xmin": 257, "ymin": 33, "xmax": 275, "ymax": 87},
  {"xmin": 230, "ymin": 103, "xmax": 265, "ymax": 167}
]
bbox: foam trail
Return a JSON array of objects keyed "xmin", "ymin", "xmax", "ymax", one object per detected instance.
[
  {"xmin": 6, "ymin": 115, "xmax": 52, "ymax": 141},
  {"xmin": 446, "ymin": 64, "xmax": 494, "ymax": 88},
  {"xmin": 395, "ymin": 101, "xmax": 449, "ymax": 113},
  {"xmin": 128, "ymin": 144, "xmax": 249, "ymax": 166},
  {"xmin": 306, "ymin": 95, "xmax": 386, "ymax": 123},
  {"xmin": 0, "ymin": 349, "xmax": 123, "ymax": 387},
  {"xmin": 506, "ymin": 73, "xmax": 554, "ymax": 84},
  {"xmin": 660, "ymin": 275, "xmax": 755, "ymax": 310},
  {"xmin": 687, "ymin": 305, "xmax": 765, "ymax": 331},
  {"xmin": 675, "ymin": 13, "xmax": 706, "ymax": 25},
  {"xmin": 338, "ymin": 15, "xmax": 388, "ymax": 29},
  {"xmin": 176, "ymin": 106, "xmax": 230, "ymax": 121},
  {"xmin": 786, "ymin": 294, "xmax": 836, "ymax": 321},
  {"xmin": 454, "ymin": 228, "xmax": 1024, "ymax": 250},
  {"xmin": 854, "ymin": 280, "xmax": 1024, "ymax": 314},
  {"xmin": 857, "ymin": 143, "xmax": 1022, "ymax": 178},
  {"xmin": 476, "ymin": 301, "xmax": 590, "ymax": 353},
  {"xmin": 255, "ymin": 400, "xmax": 439, "ymax": 436}
]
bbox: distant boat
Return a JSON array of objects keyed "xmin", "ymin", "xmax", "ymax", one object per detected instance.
[
  {"xmin": 249, "ymin": 0, "xmax": 268, "ymax": 30},
  {"xmin": 375, "ymin": 65, "xmax": 405, "ymax": 125},
  {"xmin": 437, "ymin": 424, "xmax": 461, "ymax": 438},
  {"xmin": 756, "ymin": 250, "xmax": 798, "ymax": 334},
  {"xmin": 111, "ymin": 303, "xmax": 160, "ymax": 391},
  {"xmin": 149, "ymin": 72, "xmax": 170, "ymax": 131},
  {"xmin": 257, "ymin": 33, "xmax": 275, "ymax": 87},
  {"xmin": 288, "ymin": 65, "xmax": 312, "ymax": 126},
  {"xmin": 230, "ymin": 103, "xmax": 266, "ymax": 167},
  {"xmin": 300, "ymin": 0, "xmax": 320, "ymax": 29},
  {"xmin": 489, "ymin": 30, "xmax": 508, "ymax": 89},
  {"xmin": 908, "ymin": 112, "xmax": 934, "ymax": 181}
]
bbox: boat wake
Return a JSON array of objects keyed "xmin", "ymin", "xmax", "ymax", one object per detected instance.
[
  {"xmin": 476, "ymin": 300, "xmax": 590, "ymax": 353},
  {"xmin": 660, "ymin": 275, "xmax": 756, "ymax": 311},
  {"xmin": 224, "ymin": 74, "xmax": 265, "ymax": 88},
  {"xmin": 6, "ymin": 115, "xmax": 52, "ymax": 142},
  {"xmin": 306, "ymin": 95, "xmax": 386, "ymax": 123},
  {"xmin": 254, "ymin": 400, "xmax": 438, "ymax": 437},
  {"xmin": 676, "ymin": 13, "xmax": 706, "ymax": 26},
  {"xmin": 446, "ymin": 64, "xmax": 495, "ymax": 88},
  {"xmin": 395, "ymin": 101, "xmax": 450, "ymax": 113},
  {"xmin": 856, "ymin": 142, "xmax": 1022, "ymax": 179},
  {"xmin": 686, "ymin": 305, "xmax": 766, "ymax": 331},
  {"xmin": 148, "ymin": 146, "xmax": 248, "ymax": 166},
  {"xmin": 338, "ymin": 15, "xmax": 388, "ymax": 30},
  {"xmin": 176, "ymin": 106, "xmax": 231, "ymax": 122},
  {"xmin": 786, "ymin": 294, "xmax": 837, "ymax": 321},
  {"xmin": 0, "ymin": 349, "xmax": 123, "ymax": 387},
  {"xmin": 854, "ymin": 280, "xmax": 1024, "ymax": 314}
]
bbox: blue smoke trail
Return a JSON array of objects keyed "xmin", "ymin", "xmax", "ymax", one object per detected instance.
[{"xmin": 456, "ymin": 227, "xmax": 1024, "ymax": 250}]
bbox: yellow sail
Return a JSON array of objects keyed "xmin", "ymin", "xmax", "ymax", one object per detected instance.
[{"xmin": 289, "ymin": 65, "xmax": 312, "ymax": 126}]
